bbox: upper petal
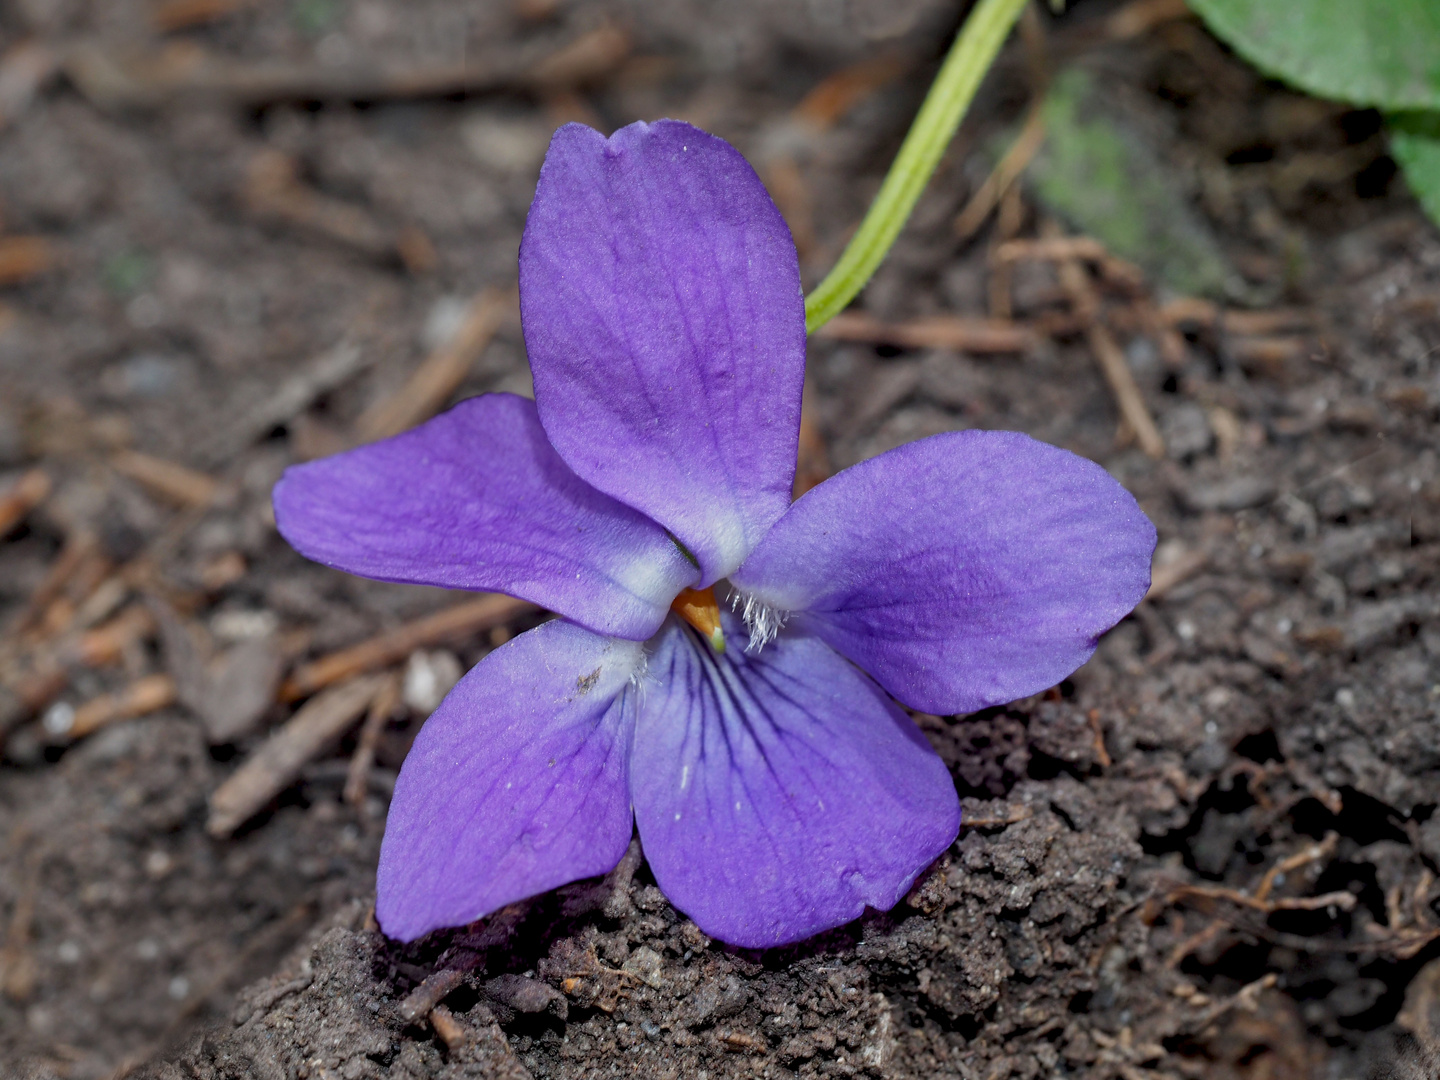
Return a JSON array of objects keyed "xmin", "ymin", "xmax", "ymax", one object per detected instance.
[
  {"xmin": 731, "ymin": 430, "xmax": 1157, "ymax": 715},
  {"xmin": 630, "ymin": 612, "xmax": 959, "ymax": 948},
  {"xmin": 273, "ymin": 393, "xmax": 696, "ymax": 640},
  {"xmin": 376, "ymin": 619, "xmax": 641, "ymax": 942},
  {"xmin": 519, "ymin": 120, "xmax": 806, "ymax": 585}
]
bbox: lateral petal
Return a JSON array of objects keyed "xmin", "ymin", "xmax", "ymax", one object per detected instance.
[
  {"xmin": 273, "ymin": 393, "xmax": 696, "ymax": 641},
  {"xmin": 631, "ymin": 612, "xmax": 959, "ymax": 948},
  {"xmin": 731, "ymin": 430, "xmax": 1156, "ymax": 714},
  {"xmin": 519, "ymin": 120, "xmax": 806, "ymax": 584},
  {"xmin": 376, "ymin": 620, "xmax": 641, "ymax": 942}
]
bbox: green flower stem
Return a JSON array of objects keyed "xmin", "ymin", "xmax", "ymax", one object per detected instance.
[{"xmin": 803, "ymin": 0, "xmax": 1029, "ymax": 334}]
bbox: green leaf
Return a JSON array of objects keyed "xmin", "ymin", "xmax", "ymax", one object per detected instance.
[
  {"xmin": 1027, "ymin": 69, "xmax": 1237, "ymax": 299},
  {"xmin": 1186, "ymin": 0, "xmax": 1440, "ymax": 111},
  {"xmin": 1390, "ymin": 111, "xmax": 1440, "ymax": 226}
]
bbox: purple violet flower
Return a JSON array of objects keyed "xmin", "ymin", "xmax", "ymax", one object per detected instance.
[{"xmin": 273, "ymin": 119, "xmax": 1157, "ymax": 948}]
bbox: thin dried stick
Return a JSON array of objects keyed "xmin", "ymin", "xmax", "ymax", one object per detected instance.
[
  {"xmin": 0, "ymin": 846, "xmax": 41, "ymax": 1001},
  {"xmin": 355, "ymin": 287, "xmax": 515, "ymax": 442},
  {"xmin": 0, "ymin": 43, "xmax": 61, "ymax": 133},
  {"xmin": 151, "ymin": 0, "xmax": 252, "ymax": 32},
  {"xmin": 245, "ymin": 150, "xmax": 416, "ymax": 263},
  {"xmin": 762, "ymin": 158, "xmax": 817, "ymax": 260},
  {"xmin": 1165, "ymin": 919, "xmax": 1226, "ymax": 969},
  {"xmin": 343, "ymin": 671, "xmax": 401, "ymax": 806},
  {"xmin": 111, "ymin": 450, "xmax": 221, "ymax": 507},
  {"xmin": 1106, "ymin": 0, "xmax": 1194, "ymax": 40},
  {"xmin": 0, "ymin": 237, "xmax": 57, "ymax": 286},
  {"xmin": 65, "ymin": 602, "xmax": 158, "ymax": 667},
  {"xmin": 1156, "ymin": 298, "xmax": 1317, "ymax": 336},
  {"xmin": 793, "ymin": 52, "xmax": 910, "ymax": 129},
  {"xmin": 1050, "ymin": 224, "xmax": 1166, "ymax": 458},
  {"xmin": 0, "ymin": 469, "xmax": 51, "ymax": 536},
  {"xmin": 208, "ymin": 674, "xmax": 388, "ymax": 836},
  {"xmin": 813, "ymin": 311, "xmax": 1035, "ymax": 353},
  {"xmin": 6, "ymin": 531, "xmax": 102, "ymax": 638},
  {"xmin": 1145, "ymin": 546, "xmax": 1209, "ymax": 601},
  {"xmin": 65, "ymin": 24, "xmax": 629, "ymax": 112},
  {"xmin": 793, "ymin": 382, "xmax": 831, "ymax": 499},
  {"xmin": 280, "ymin": 594, "xmax": 530, "ymax": 702},
  {"xmin": 1086, "ymin": 708, "xmax": 1112, "ymax": 768},
  {"xmin": 1162, "ymin": 833, "xmax": 1345, "ymax": 966},
  {"xmin": 0, "ymin": 604, "xmax": 158, "ymax": 737},
  {"xmin": 1254, "ymin": 833, "xmax": 1339, "ymax": 903},
  {"xmin": 1169, "ymin": 884, "xmax": 1356, "ymax": 914},
  {"xmin": 961, "ymin": 807, "xmax": 1031, "ymax": 828},
  {"xmin": 954, "ymin": 105, "xmax": 1046, "ymax": 241},
  {"xmin": 993, "ymin": 235, "xmax": 1112, "ymax": 264},
  {"xmin": 51, "ymin": 673, "xmax": 177, "ymax": 743},
  {"xmin": 399, "ymin": 968, "xmax": 468, "ymax": 1023},
  {"xmin": 197, "ymin": 339, "xmax": 370, "ymax": 466}
]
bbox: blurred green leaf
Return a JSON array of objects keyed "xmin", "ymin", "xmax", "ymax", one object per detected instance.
[
  {"xmin": 103, "ymin": 249, "xmax": 154, "ymax": 296},
  {"xmin": 1027, "ymin": 69, "xmax": 1237, "ymax": 299},
  {"xmin": 291, "ymin": 0, "xmax": 339, "ymax": 38},
  {"xmin": 1186, "ymin": 0, "xmax": 1440, "ymax": 111},
  {"xmin": 1390, "ymin": 111, "xmax": 1440, "ymax": 225}
]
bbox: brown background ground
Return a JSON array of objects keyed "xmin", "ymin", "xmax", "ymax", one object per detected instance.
[{"xmin": 0, "ymin": 1, "xmax": 1437, "ymax": 1078}]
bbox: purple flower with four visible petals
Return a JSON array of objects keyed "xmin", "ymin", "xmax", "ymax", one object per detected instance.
[{"xmin": 274, "ymin": 119, "xmax": 1157, "ymax": 948}]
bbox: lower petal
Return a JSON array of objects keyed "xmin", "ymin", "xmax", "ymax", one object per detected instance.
[
  {"xmin": 377, "ymin": 620, "xmax": 641, "ymax": 942},
  {"xmin": 630, "ymin": 612, "xmax": 959, "ymax": 948}
]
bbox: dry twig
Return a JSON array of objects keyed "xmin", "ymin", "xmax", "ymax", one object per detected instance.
[
  {"xmin": 1086, "ymin": 708, "xmax": 1112, "ymax": 768},
  {"xmin": 6, "ymin": 531, "xmax": 102, "ymax": 638},
  {"xmin": 49, "ymin": 673, "xmax": 177, "ymax": 743},
  {"xmin": 1156, "ymin": 298, "xmax": 1316, "ymax": 336},
  {"xmin": 1106, "ymin": 0, "xmax": 1194, "ymax": 40},
  {"xmin": 151, "ymin": 0, "xmax": 252, "ymax": 32},
  {"xmin": 111, "ymin": 449, "xmax": 221, "ymax": 508},
  {"xmin": 1048, "ymin": 225, "xmax": 1166, "ymax": 458},
  {"xmin": 814, "ymin": 311, "xmax": 1035, "ymax": 353},
  {"xmin": 793, "ymin": 389, "xmax": 831, "ymax": 499},
  {"xmin": 0, "ymin": 237, "xmax": 57, "ymax": 286},
  {"xmin": 244, "ymin": 149, "xmax": 433, "ymax": 270},
  {"xmin": 0, "ymin": 42, "xmax": 61, "ymax": 132},
  {"xmin": 0, "ymin": 469, "xmax": 50, "ymax": 536},
  {"xmin": 954, "ymin": 105, "xmax": 1046, "ymax": 242},
  {"xmin": 208, "ymin": 674, "xmax": 387, "ymax": 836},
  {"xmin": 65, "ymin": 25, "xmax": 629, "ymax": 112},
  {"xmin": 197, "ymin": 339, "xmax": 371, "ymax": 465},
  {"xmin": 280, "ymin": 594, "xmax": 530, "ymax": 702},
  {"xmin": 344, "ymin": 670, "xmax": 401, "ymax": 806},
  {"xmin": 400, "ymin": 968, "xmax": 468, "ymax": 1023},
  {"xmin": 793, "ymin": 52, "xmax": 910, "ymax": 130},
  {"xmin": 961, "ymin": 807, "xmax": 1032, "ymax": 829},
  {"xmin": 0, "ymin": 603, "xmax": 158, "ymax": 738},
  {"xmin": 355, "ymin": 288, "xmax": 516, "ymax": 442},
  {"xmin": 1160, "ymin": 833, "xmax": 1345, "ymax": 966},
  {"xmin": 1145, "ymin": 545, "xmax": 1209, "ymax": 601}
]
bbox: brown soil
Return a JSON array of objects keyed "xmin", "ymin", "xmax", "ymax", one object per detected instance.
[{"xmin": 1, "ymin": 2, "xmax": 1437, "ymax": 1079}]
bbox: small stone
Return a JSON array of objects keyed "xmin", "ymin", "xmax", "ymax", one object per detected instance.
[
  {"xmin": 621, "ymin": 946, "xmax": 664, "ymax": 989},
  {"xmin": 403, "ymin": 650, "xmax": 464, "ymax": 716}
]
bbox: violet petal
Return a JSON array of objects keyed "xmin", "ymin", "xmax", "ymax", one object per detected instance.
[
  {"xmin": 273, "ymin": 394, "xmax": 697, "ymax": 641},
  {"xmin": 520, "ymin": 120, "xmax": 805, "ymax": 584},
  {"xmin": 630, "ymin": 611, "xmax": 959, "ymax": 948},
  {"xmin": 376, "ymin": 619, "xmax": 641, "ymax": 942},
  {"xmin": 731, "ymin": 430, "xmax": 1157, "ymax": 715}
]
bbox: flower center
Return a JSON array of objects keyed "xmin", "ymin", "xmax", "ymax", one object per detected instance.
[{"xmin": 670, "ymin": 585, "xmax": 725, "ymax": 653}]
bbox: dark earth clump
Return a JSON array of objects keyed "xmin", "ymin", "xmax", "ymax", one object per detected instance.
[{"xmin": 1, "ymin": 1, "xmax": 1438, "ymax": 1078}]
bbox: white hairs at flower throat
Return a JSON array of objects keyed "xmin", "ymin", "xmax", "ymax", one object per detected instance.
[{"xmin": 730, "ymin": 591, "xmax": 788, "ymax": 653}]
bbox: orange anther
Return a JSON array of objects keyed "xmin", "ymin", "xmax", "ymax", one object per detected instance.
[{"xmin": 670, "ymin": 585, "xmax": 725, "ymax": 652}]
